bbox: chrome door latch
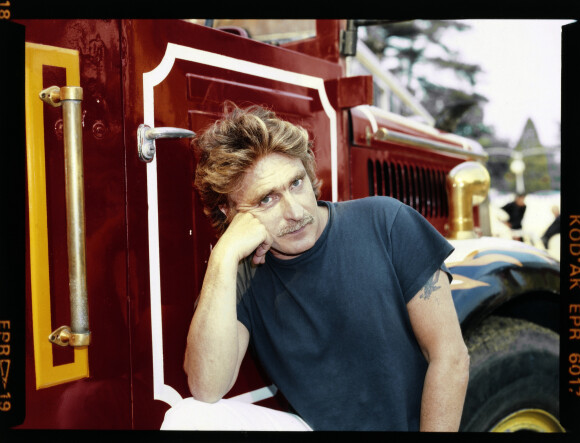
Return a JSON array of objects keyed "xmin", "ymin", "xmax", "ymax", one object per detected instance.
[{"xmin": 137, "ymin": 124, "xmax": 196, "ymax": 162}]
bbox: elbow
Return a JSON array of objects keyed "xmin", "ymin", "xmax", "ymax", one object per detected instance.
[
  {"xmin": 455, "ymin": 342, "xmax": 470, "ymax": 387},
  {"xmin": 186, "ymin": 371, "xmax": 224, "ymax": 404},
  {"xmin": 460, "ymin": 342, "xmax": 470, "ymax": 370},
  {"xmin": 431, "ymin": 342, "xmax": 470, "ymax": 383},
  {"xmin": 190, "ymin": 385, "xmax": 223, "ymax": 404},
  {"xmin": 183, "ymin": 357, "xmax": 226, "ymax": 404}
]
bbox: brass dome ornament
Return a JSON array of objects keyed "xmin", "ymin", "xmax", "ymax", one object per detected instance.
[{"xmin": 446, "ymin": 161, "xmax": 491, "ymax": 239}]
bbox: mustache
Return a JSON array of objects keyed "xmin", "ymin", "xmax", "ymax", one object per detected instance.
[{"xmin": 277, "ymin": 214, "xmax": 315, "ymax": 237}]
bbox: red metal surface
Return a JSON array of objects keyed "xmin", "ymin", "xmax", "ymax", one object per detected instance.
[
  {"xmin": 281, "ymin": 20, "xmax": 345, "ymax": 64},
  {"xmin": 350, "ymin": 106, "xmax": 467, "ymax": 150}
]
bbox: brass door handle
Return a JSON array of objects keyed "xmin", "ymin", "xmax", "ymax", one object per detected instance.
[
  {"xmin": 40, "ymin": 85, "xmax": 91, "ymax": 347},
  {"xmin": 137, "ymin": 124, "xmax": 196, "ymax": 162}
]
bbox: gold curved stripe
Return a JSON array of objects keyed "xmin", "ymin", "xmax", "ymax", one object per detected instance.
[
  {"xmin": 450, "ymin": 274, "xmax": 490, "ymax": 290},
  {"xmin": 448, "ymin": 253, "xmax": 523, "ymax": 268},
  {"xmin": 25, "ymin": 43, "xmax": 88, "ymax": 389},
  {"xmin": 491, "ymin": 409, "xmax": 565, "ymax": 432}
]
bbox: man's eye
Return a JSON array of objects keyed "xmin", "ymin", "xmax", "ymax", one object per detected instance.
[
  {"xmin": 260, "ymin": 195, "xmax": 273, "ymax": 205},
  {"xmin": 292, "ymin": 178, "xmax": 303, "ymax": 188}
]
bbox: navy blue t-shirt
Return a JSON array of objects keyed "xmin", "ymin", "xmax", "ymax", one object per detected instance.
[{"xmin": 236, "ymin": 196, "xmax": 454, "ymax": 430}]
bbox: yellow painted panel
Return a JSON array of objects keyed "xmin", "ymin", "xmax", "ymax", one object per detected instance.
[{"xmin": 25, "ymin": 42, "xmax": 89, "ymax": 389}]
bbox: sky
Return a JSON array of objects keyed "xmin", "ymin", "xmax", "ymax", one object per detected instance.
[{"xmin": 440, "ymin": 19, "xmax": 575, "ymax": 148}]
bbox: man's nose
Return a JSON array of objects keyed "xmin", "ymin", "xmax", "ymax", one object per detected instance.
[{"xmin": 282, "ymin": 193, "xmax": 303, "ymax": 220}]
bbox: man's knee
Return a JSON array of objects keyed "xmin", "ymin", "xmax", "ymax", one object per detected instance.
[{"xmin": 160, "ymin": 397, "xmax": 312, "ymax": 431}]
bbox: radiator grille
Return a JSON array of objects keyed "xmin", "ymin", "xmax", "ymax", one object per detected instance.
[{"xmin": 367, "ymin": 159, "xmax": 449, "ymax": 219}]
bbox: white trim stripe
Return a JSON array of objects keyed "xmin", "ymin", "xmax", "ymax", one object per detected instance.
[{"xmin": 230, "ymin": 384, "xmax": 279, "ymax": 404}]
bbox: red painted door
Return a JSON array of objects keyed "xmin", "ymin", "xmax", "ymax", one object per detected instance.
[
  {"xmin": 121, "ymin": 19, "xmax": 345, "ymax": 428},
  {"xmin": 19, "ymin": 19, "xmax": 132, "ymax": 429}
]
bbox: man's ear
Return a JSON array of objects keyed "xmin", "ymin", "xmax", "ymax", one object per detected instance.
[{"xmin": 219, "ymin": 204, "xmax": 229, "ymax": 217}]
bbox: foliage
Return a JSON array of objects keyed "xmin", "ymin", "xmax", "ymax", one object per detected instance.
[{"xmin": 361, "ymin": 20, "xmax": 494, "ymax": 139}]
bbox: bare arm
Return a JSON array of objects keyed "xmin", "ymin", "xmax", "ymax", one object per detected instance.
[
  {"xmin": 407, "ymin": 269, "xmax": 470, "ymax": 432},
  {"xmin": 184, "ymin": 212, "xmax": 272, "ymax": 402}
]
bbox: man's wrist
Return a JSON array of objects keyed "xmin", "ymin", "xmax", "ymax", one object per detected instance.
[{"xmin": 208, "ymin": 242, "xmax": 242, "ymax": 274}]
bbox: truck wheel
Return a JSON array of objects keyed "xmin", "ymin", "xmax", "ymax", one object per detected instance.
[{"xmin": 459, "ymin": 315, "xmax": 564, "ymax": 432}]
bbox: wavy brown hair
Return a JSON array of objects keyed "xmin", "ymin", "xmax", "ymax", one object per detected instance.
[{"xmin": 194, "ymin": 103, "xmax": 321, "ymax": 235}]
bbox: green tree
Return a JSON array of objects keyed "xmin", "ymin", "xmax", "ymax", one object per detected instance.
[
  {"xmin": 361, "ymin": 20, "xmax": 494, "ymax": 138},
  {"xmin": 504, "ymin": 119, "xmax": 552, "ymax": 193}
]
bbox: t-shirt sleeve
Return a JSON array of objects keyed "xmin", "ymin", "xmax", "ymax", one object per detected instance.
[
  {"xmin": 389, "ymin": 203, "xmax": 455, "ymax": 303},
  {"xmin": 236, "ymin": 257, "xmax": 256, "ymax": 333}
]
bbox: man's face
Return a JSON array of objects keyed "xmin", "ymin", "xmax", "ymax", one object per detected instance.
[{"xmin": 229, "ymin": 153, "xmax": 326, "ymax": 259}]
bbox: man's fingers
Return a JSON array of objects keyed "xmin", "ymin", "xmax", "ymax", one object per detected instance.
[
  {"xmin": 252, "ymin": 229, "xmax": 274, "ymax": 265},
  {"xmin": 252, "ymin": 252, "xmax": 265, "ymax": 265},
  {"xmin": 252, "ymin": 238, "xmax": 272, "ymax": 264}
]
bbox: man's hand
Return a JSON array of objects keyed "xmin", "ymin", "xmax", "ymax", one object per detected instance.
[{"xmin": 217, "ymin": 211, "xmax": 273, "ymax": 265}]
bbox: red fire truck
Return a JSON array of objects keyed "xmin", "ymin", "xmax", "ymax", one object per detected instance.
[{"xmin": 1, "ymin": 18, "xmax": 563, "ymax": 432}]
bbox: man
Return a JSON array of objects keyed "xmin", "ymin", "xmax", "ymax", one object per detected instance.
[
  {"xmin": 541, "ymin": 205, "xmax": 560, "ymax": 249},
  {"xmin": 501, "ymin": 193, "xmax": 527, "ymax": 241},
  {"xmin": 175, "ymin": 104, "xmax": 469, "ymax": 431}
]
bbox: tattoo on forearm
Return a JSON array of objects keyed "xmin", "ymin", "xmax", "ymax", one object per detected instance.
[{"xmin": 419, "ymin": 269, "xmax": 441, "ymax": 301}]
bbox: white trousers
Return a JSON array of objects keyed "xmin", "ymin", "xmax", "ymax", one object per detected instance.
[{"xmin": 160, "ymin": 397, "xmax": 313, "ymax": 431}]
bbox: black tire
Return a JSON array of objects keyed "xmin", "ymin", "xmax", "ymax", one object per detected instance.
[{"xmin": 459, "ymin": 315, "xmax": 564, "ymax": 432}]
